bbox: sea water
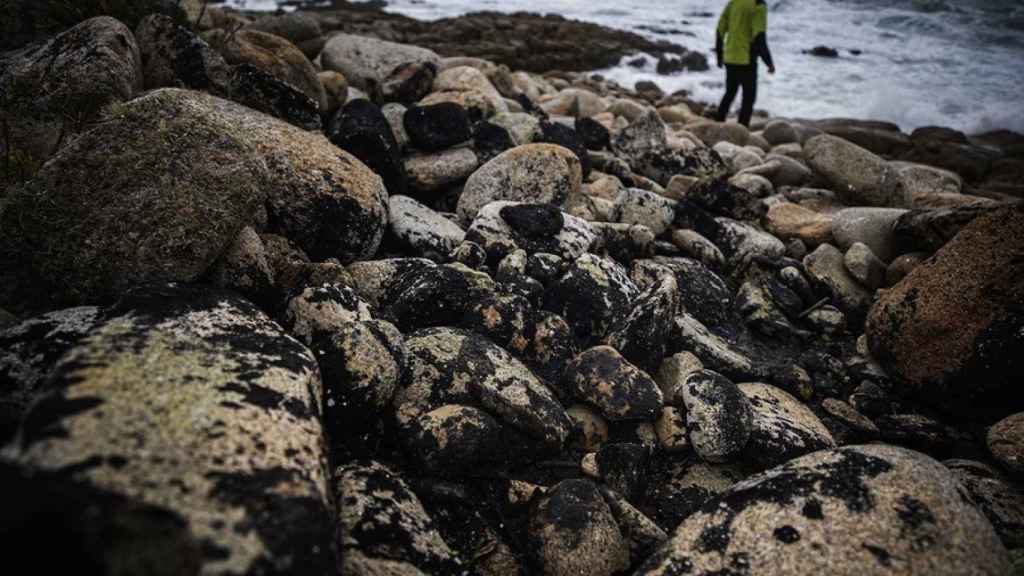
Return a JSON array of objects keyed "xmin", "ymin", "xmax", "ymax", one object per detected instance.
[{"xmin": 222, "ymin": 0, "xmax": 1024, "ymax": 134}]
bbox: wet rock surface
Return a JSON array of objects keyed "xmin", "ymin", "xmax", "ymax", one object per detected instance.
[
  {"xmin": 637, "ymin": 445, "xmax": 1011, "ymax": 576},
  {"xmin": 5, "ymin": 6, "xmax": 1023, "ymax": 572},
  {"xmin": 11, "ymin": 285, "xmax": 334, "ymax": 574}
]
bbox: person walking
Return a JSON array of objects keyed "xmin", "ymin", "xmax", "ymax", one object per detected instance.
[{"xmin": 715, "ymin": 0, "xmax": 775, "ymax": 127}]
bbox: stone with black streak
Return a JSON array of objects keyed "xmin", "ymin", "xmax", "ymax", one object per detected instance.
[
  {"xmin": 525, "ymin": 311, "xmax": 580, "ymax": 388},
  {"xmin": 317, "ymin": 319, "xmax": 404, "ymax": 459},
  {"xmin": 612, "ymin": 188, "xmax": 677, "ymax": 237},
  {"xmin": 459, "ymin": 291, "xmax": 536, "ymax": 357},
  {"xmin": 651, "ymin": 256, "xmax": 734, "ymax": 328},
  {"xmin": 329, "ymin": 98, "xmax": 407, "ymax": 196},
  {"xmin": 394, "ymin": 328, "xmax": 571, "ymax": 471},
  {"xmin": 673, "ymin": 314, "xmax": 764, "ymax": 382},
  {"xmin": 385, "ymin": 263, "xmax": 496, "ymax": 332},
  {"xmin": 227, "ymin": 63, "xmax": 322, "ymax": 131},
  {"xmin": 347, "ymin": 258, "xmax": 436, "ymax": 309},
  {"xmin": 641, "ymin": 456, "xmax": 748, "ymax": 531},
  {"xmin": 681, "ymin": 370, "xmax": 754, "ymax": 463},
  {"xmin": 465, "ymin": 201, "xmax": 596, "ymax": 262},
  {"xmin": 14, "ymin": 284, "xmax": 334, "ymax": 574},
  {"xmin": 598, "ymin": 486, "xmax": 669, "ymax": 563},
  {"xmin": 457, "ymin": 143, "xmax": 583, "ymax": 223},
  {"xmin": 283, "ymin": 283, "xmax": 372, "ymax": 346},
  {"xmin": 945, "ymin": 459, "xmax": 1024, "ymax": 549},
  {"xmin": 739, "ymin": 383, "xmax": 836, "ymax": 470},
  {"xmin": 0, "ymin": 306, "xmax": 103, "ymax": 444},
  {"xmin": 636, "ymin": 147, "xmax": 729, "ymax": 187},
  {"xmin": 542, "ymin": 254, "xmax": 639, "ymax": 347},
  {"xmin": 527, "ymin": 479, "xmax": 631, "ymax": 576},
  {"xmin": 562, "ymin": 346, "xmax": 664, "ymax": 422},
  {"xmin": 605, "ymin": 272, "xmax": 679, "ymax": 373},
  {"xmin": 636, "ymin": 445, "xmax": 1010, "ymax": 576},
  {"xmin": 335, "ymin": 461, "xmax": 465, "ymax": 574},
  {"xmin": 388, "ymin": 195, "xmax": 466, "ymax": 261},
  {"xmin": 203, "ymin": 28, "xmax": 326, "ymax": 113}
]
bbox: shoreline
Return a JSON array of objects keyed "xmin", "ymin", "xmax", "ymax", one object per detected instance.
[{"xmin": 221, "ymin": 1, "xmax": 1024, "ymax": 137}]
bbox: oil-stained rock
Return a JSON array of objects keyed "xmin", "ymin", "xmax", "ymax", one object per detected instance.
[
  {"xmin": 636, "ymin": 445, "xmax": 1010, "ymax": 576},
  {"xmin": 562, "ymin": 346, "xmax": 664, "ymax": 422},
  {"xmin": 0, "ymin": 306, "xmax": 103, "ymax": 444},
  {"xmin": 283, "ymin": 283, "xmax": 373, "ymax": 345},
  {"xmin": 14, "ymin": 284, "xmax": 334, "ymax": 574},
  {"xmin": 542, "ymin": 254, "xmax": 639, "ymax": 347},
  {"xmin": 739, "ymin": 382, "xmax": 836, "ymax": 470},
  {"xmin": 465, "ymin": 201, "xmax": 597, "ymax": 262},
  {"xmin": 866, "ymin": 204, "xmax": 1024, "ymax": 418},
  {"xmin": 317, "ymin": 319, "xmax": 404, "ymax": 459},
  {"xmin": 681, "ymin": 370, "xmax": 753, "ymax": 463},
  {"xmin": 457, "ymin": 144, "xmax": 583, "ymax": 223},
  {"xmin": 527, "ymin": 479, "xmax": 631, "ymax": 576},
  {"xmin": 394, "ymin": 328, "xmax": 571, "ymax": 471},
  {"xmin": 335, "ymin": 461, "xmax": 465, "ymax": 574},
  {"xmin": 605, "ymin": 272, "xmax": 679, "ymax": 373},
  {"xmin": 385, "ymin": 263, "xmax": 496, "ymax": 332}
]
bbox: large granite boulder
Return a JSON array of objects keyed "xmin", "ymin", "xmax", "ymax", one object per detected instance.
[
  {"xmin": 0, "ymin": 16, "xmax": 141, "ymax": 163},
  {"xmin": 866, "ymin": 204, "xmax": 1024, "ymax": 418},
  {"xmin": 12, "ymin": 284, "xmax": 334, "ymax": 574},
  {"xmin": 805, "ymin": 134, "xmax": 910, "ymax": 208},
  {"xmin": 636, "ymin": 445, "xmax": 1010, "ymax": 575},
  {"xmin": 203, "ymin": 28, "xmax": 327, "ymax": 111},
  {"xmin": 321, "ymin": 33, "xmax": 441, "ymax": 91},
  {"xmin": 457, "ymin": 144, "xmax": 583, "ymax": 223},
  {"xmin": 0, "ymin": 89, "xmax": 269, "ymax": 311}
]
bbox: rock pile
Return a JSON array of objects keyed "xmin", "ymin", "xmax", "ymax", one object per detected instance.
[{"xmin": 1, "ymin": 7, "xmax": 1022, "ymax": 576}]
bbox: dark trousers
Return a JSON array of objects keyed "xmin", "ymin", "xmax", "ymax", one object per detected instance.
[{"xmin": 716, "ymin": 64, "xmax": 757, "ymax": 127}]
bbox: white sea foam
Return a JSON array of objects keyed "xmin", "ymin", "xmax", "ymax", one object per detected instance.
[{"xmin": 222, "ymin": 0, "xmax": 1024, "ymax": 134}]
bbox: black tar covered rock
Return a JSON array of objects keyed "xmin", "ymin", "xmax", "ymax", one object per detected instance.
[
  {"xmin": 385, "ymin": 263, "xmax": 496, "ymax": 332},
  {"xmin": 472, "ymin": 120, "xmax": 518, "ymax": 164},
  {"xmin": 536, "ymin": 119, "xmax": 592, "ymax": 178},
  {"xmin": 404, "ymin": 102, "xmax": 473, "ymax": 152},
  {"xmin": 542, "ymin": 254, "xmax": 639, "ymax": 348},
  {"xmin": 329, "ymin": 98, "xmax": 408, "ymax": 195},
  {"xmin": 576, "ymin": 116, "xmax": 612, "ymax": 150},
  {"xmin": 229, "ymin": 63, "xmax": 322, "ymax": 131}
]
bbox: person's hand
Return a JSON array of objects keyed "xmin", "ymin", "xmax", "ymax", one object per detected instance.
[{"xmin": 768, "ymin": 65, "xmax": 776, "ymax": 75}]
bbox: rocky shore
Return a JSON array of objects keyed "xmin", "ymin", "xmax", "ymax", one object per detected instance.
[{"xmin": 2, "ymin": 2, "xmax": 1024, "ymax": 575}]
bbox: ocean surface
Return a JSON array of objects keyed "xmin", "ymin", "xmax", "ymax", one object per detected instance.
[{"xmin": 223, "ymin": 0, "xmax": 1024, "ymax": 134}]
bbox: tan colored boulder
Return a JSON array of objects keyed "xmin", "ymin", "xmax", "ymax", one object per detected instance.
[
  {"xmin": 867, "ymin": 204, "xmax": 1024, "ymax": 417},
  {"xmin": 204, "ymin": 28, "xmax": 327, "ymax": 111},
  {"xmin": 764, "ymin": 203, "xmax": 834, "ymax": 246}
]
